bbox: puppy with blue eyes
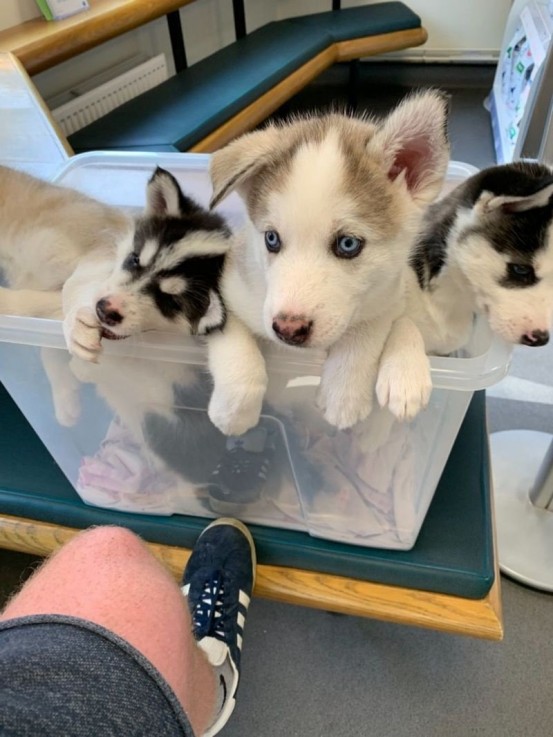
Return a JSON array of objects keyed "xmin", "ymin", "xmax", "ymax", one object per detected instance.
[{"xmin": 210, "ymin": 91, "xmax": 449, "ymax": 429}]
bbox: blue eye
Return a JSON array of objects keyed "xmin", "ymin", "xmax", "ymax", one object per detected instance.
[
  {"xmin": 265, "ymin": 230, "xmax": 281, "ymax": 253},
  {"xmin": 510, "ymin": 263, "xmax": 532, "ymax": 277},
  {"xmin": 124, "ymin": 252, "xmax": 141, "ymax": 270},
  {"xmin": 506, "ymin": 263, "xmax": 537, "ymax": 287},
  {"xmin": 334, "ymin": 234, "xmax": 364, "ymax": 259}
]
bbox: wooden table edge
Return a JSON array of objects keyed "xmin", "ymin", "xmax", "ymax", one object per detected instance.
[{"xmin": 0, "ymin": 513, "xmax": 503, "ymax": 641}]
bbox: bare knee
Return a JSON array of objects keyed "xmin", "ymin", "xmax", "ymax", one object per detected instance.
[
  {"xmin": 1, "ymin": 525, "xmax": 168, "ymax": 623},
  {"xmin": 71, "ymin": 526, "xmax": 149, "ymax": 565}
]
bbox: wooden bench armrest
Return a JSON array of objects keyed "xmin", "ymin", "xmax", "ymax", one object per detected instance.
[{"xmin": 0, "ymin": 0, "xmax": 195, "ymax": 75}]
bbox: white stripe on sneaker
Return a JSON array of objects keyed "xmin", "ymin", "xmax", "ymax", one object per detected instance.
[
  {"xmin": 238, "ymin": 590, "xmax": 250, "ymax": 607},
  {"xmin": 237, "ymin": 612, "xmax": 245, "ymax": 629}
]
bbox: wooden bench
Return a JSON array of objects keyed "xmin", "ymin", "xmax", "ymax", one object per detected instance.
[
  {"xmin": 0, "ymin": 2, "xmax": 427, "ymax": 154},
  {"xmin": 66, "ymin": 2, "xmax": 427, "ymax": 153},
  {"xmin": 0, "ymin": 378, "xmax": 503, "ymax": 640}
]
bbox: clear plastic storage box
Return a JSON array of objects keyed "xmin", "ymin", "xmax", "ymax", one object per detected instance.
[{"xmin": 0, "ymin": 154, "xmax": 511, "ymax": 549}]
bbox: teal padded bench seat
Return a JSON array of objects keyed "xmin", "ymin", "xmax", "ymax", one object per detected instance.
[
  {"xmin": 0, "ymin": 388, "xmax": 494, "ymax": 601},
  {"xmin": 68, "ymin": 2, "xmax": 426, "ymax": 154}
]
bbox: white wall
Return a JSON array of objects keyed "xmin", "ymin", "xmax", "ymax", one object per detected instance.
[
  {"xmin": 277, "ymin": 0, "xmax": 512, "ymax": 59},
  {"xmin": 0, "ymin": 0, "xmax": 512, "ymax": 103},
  {"xmin": 378, "ymin": 0, "xmax": 511, "ymax": 58},
  {"xmin": 0, "ymin": 0, "xmax": 41, "ymax": 28}
]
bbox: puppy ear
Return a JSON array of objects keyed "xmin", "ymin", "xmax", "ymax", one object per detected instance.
[
  {"xmin": 483, "ymin": 181, "xmax": 553, "ymax": 214},
  {"xmin": 209, "ymin": 125, "xmax": 282, "ymax": 208},
  {"xmin": 146, "ymin": 167, "xmax": 201, "ymax": 217},
  {"xmin": 367, "ymin": 90, "xmax": 450, "ymax": 205}
]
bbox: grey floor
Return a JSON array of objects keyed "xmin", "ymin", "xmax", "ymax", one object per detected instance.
[{"xmin": 1, "ymin": 63, "xmax": 552, "ymax": 736}]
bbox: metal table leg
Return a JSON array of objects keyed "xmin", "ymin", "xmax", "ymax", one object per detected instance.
[{"xmin": 491, "ymin": 430, "xmax": 553, "ymax": 591}]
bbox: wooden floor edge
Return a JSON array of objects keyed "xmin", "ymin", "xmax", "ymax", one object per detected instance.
[{"xmin": 0, "ymin": 513, "xmax": 503, "ymax": 640}]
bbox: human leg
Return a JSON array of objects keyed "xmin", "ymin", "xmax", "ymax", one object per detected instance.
[
  {"xmin": 1, "ymin": 525, "xmax": 216, "ymax": 736},
  {"xmin": 1, "ymin": 519, "xmax": 257, "ymax": 737}
]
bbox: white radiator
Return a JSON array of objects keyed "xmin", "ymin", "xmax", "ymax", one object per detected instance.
[{"xmin": 51, "ymin": 54, "xmax": 169, "ymax": 137}]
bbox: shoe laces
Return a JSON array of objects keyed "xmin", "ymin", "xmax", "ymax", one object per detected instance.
[{"xmin": 193, "ymin": 573, "xmax": 227, "ymax": 641}]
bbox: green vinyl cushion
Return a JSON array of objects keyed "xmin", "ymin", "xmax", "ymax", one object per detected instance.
[
  {"xmin": 289, "ymin": 2, "xmax": 421, "ymax": 41},
  {"xmin": 68, "ymin": 20, "xmax": 331, "ymax": 153},
  {"xmin": 68, "ymin": 2, "xmax": 423, "ymax": 154},
  {"xmin": 0, "ymin": 385, "xmax": 493, "ymax": 600}
]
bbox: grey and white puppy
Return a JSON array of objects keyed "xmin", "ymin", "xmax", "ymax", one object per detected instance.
[{"xmin": 210, "ymin": 91, "xmax": 450, "ymax": 429}]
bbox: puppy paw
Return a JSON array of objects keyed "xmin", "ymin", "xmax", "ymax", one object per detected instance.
[
  {"xmin": 208, "ymin": 384, "xmax": 265, "ymax": 436},
  {"xmin": 317, "ymin": 382, "xmax": 373, "ymax": 430},
  {"xmin": 375, "ymin": 355, "xmax": 432, "ymax": 421},
  {"xmin": 64, "ymin": 307, "xmax": 102, "ymax": 363}
]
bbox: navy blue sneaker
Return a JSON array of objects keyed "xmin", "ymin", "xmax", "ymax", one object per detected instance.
[{"xmin": 181, "ymin": 518, "xmax": 256, "ymax": 736}]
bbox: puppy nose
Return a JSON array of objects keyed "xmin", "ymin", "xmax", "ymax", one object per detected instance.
[
  {"xmin": 96, "ymin": 297, "xmax": 123, "ymax": 326},
  {"xmin": 272, "ymin": 313, "xmax": 313, "ymax": 346},
  {"xmin": 520, "ymin": 329, "xmax": 549, "ymax": 347}
]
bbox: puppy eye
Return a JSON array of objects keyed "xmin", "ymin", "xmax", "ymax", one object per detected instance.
[
  {"xmin": 334, "ymin": 234, "xmax": 364, "ymax": 259},
  {"xmin": 508, "ymin": 263, "xmax": 536, "ymax": 282},
  {"xmin": 124, "ymin": 252, "xmax": 141, "ymax": 270},
  {"xmin": 264, "ymin": 230, "xmax": 281, "ymax": 253}
]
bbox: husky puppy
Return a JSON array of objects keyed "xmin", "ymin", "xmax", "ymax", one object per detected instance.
[
  {"xmin": 406, "ymin": 160, "xmax": 553, "ymax": 352},
  {"xmin": 62, "ymin": 167, "xmax": 267, "ymax": 436},
  {"xmin": 375, "ymin": 161, "xmax": 553, "ymax": 419},
  {"xmin": 0, "ymin": 165, "xmax": 265, "ymax": 436},
  {"xmin": 210, "ymin": 91, "xmax": 450, "ymax": 428},
  {"xmin": 62, "ymin": 167, "xmax": 230, "ymax": 361}
]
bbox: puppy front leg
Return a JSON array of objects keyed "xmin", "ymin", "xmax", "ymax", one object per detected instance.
[
  {"xmin": 317, "ymin": 318, "xmax": 393, "ymax": 430},
  {"xmin": 62, "ymin": 256, "xmax": 111, "ymax": 363},
  {"xmin": 40, "ymin": 347, "xmax": 81, "ymax": 427},
  {"xmin": 207, "ymin": 314, "xmax": 268, "ymax": 436},
  {"xmin": 375, "ymin": 315, "xmax": 432, "ymax": 421}
]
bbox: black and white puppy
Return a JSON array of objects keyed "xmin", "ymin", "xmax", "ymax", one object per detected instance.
[
  {"xmin": 0, "ymin": 164, "xmax": 264, "ymax": 435},
  {"xmin": 63, "ymin": 167, "xmax": 267, "ymax": 436},
  {"xmin": 376, "ymin": 161, "xmax": 553, "ymax": 420},
  {"xmin": 63, "ymin": 167, "xmax": 229, "ymax": 357},
  {"xmin": 407, "ymin": 160, "xmax": 553, "ymax": 353}
]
